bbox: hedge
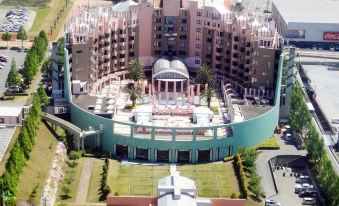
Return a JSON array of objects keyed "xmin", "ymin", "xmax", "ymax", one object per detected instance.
[{"xmin": 233, "ymin": 154, "xmax": 248, "ymax": 198}]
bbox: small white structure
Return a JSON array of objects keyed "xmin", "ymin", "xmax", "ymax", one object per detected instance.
[
  {"xmin": 0, "ymin": 106, "xmax": 24, "ymax": 126},
  {"xmin": 72, "ymin": 80, "xmax": 87, "ymax": 94},
  {"xmin": 157, "ymin": 166, "xmax": 212, "ymax": 206}
]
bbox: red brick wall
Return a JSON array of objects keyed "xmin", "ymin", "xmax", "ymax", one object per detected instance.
[
  {"xmin": 211, "ymin": 198, "xmax": 246, "ymax": 206},
  {"xmin": 106, "ymin": 196, "xmax": 157, "ymax": 206}
]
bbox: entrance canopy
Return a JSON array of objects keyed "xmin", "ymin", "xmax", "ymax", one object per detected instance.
[{"xmin": 153, "ymin": 58, "xmax": 189, "ymax": 81}]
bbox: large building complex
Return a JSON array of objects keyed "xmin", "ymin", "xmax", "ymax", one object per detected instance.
[
  {"xmin": 57, "ymin": 0, "xmax": 283, "ymax": 163},
  {"xmin": 272, "ymin": 0, "xmax": 339, "ymax": 49}
]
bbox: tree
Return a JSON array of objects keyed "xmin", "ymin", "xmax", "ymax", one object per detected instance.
[
  {"xmin": 3, "ymin": 190, "xmax": 16, "ymax": 206},
  {"xmin": 6, "ymin": 58, "xmax": 22, "ymax": 88},
  {"xmin": 200, "ymin": 86, "xmax": 216, "ymax": 108},
  {"xmin": 127, "ymin": 86, "xmax": 142, "ymax": 107},
  {"xmin": 127, "ymin": 59, "xmax": 145, "ymax": 84},
  {"xmin": 16, "ymin": 26, "xmax": 27, "ymax": 49},
  {"xmin": 38, "ymin": 84, "xmax": 49, "ymax": 108},
  {"xmin": 57, "ymin": 37, "xmax": 65, "ymax": 64},
  {"xmin": 196, "ymin": 64, "xmax": 215, "ymax": 88},
  {"xmin": 2, "ymin": 31, "xmax": 11, "ymax": 48}
]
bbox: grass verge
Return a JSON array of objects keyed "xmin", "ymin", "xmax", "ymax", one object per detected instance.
[
  {"xmin": 87, "ymin": 159, "xmax": 105, "ymax": 202},
  {"xmin": 16, "ymin": 122, "xmax": 58, "ymax": 204},
  {"xmin": 256, "ymin": 136, "xmax": 280, "ymax": 150}
]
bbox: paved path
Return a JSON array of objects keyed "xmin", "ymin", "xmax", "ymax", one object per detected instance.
[
  {"xmin": 75, "ymin": 158, "xmax": 95, "ymax": 204},
  {"xmin": 256, "ymin": 136, "xmax": 307, "ymax": 198}
]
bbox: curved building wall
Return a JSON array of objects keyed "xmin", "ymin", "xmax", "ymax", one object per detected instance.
[{"xmin": 64, "ymin": 49, "xmax": 283, "ymax": 162}]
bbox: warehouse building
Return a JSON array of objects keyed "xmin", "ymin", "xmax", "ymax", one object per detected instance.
[{"xmin": 272, "ymin": 0, "xmax": 339, "ymax": 50}]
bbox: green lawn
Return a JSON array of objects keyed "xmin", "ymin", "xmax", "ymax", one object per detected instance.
[
  {"xmin": 16, "ymin": 122, "xmax": 58, "ymax": 204},
  {"xmin": 29, "ymin": 0, "xmax": 73, "ymax": 40},
  {"xmin": 105, "ymin": 161, "xmax": 240, "ymax": 199},
  {"xmin": 1, "ymin": 0, "xmax": 51, "ymax": 7}
]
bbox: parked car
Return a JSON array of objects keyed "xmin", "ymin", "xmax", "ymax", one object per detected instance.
[
  {"xmin": 265, "ymin": 199, "xmax": 281, "ymax": 206},
  {"xmin": 296, "ymin": 175, "xmax": 310, "ymax": 183},
  {"xmin": 299, "ymin": 189, "xmax": 317, "ymax": 197},
  {"xmin": 302, "ymin": 197, "xmax": 316, "ymax": 205},
  {"xmin": 312, "ymin": 44, "xmax": 318, "ymax": 50},
  {"xmin": 295, "ymin": 183, "xmax": 313, "ymax": 193},
  {"xmin": 6, "ymin": 86, "xmax": 22, "ymax": 93},
  {"xmin": 329, "ymin": 45, "xmax": 335, "ymax": 51}
]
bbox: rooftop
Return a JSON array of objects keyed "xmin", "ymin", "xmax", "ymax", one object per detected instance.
[
  {"xmin": 273, "ymin": 0, "xmax": 339, "ymax": 24},
  {"xmin": 0, "ymin": 106, "xmax": 23, "ymax": 117}
]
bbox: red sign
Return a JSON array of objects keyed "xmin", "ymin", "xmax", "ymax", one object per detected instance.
[{"xmin": 323, "ymin": 32, "xmax": 339, "ymax": 41}]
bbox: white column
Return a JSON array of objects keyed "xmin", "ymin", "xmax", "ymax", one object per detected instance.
[
  {"xmin": 142, "ymin": 83, "xmax": 145, "ymax": 103},
  {"xmin": 181, "ymin": 81, "xmax": 184, "ymax": 93},
  {"xmin": 158, "ymin": 80, "xmax": 161, "ymax": 92},
  {"xmin": 174, "ymin": 81, "xmax": 177, "ymax": 105},
  {"xmin": 197, "ymin": 84, "xmax": 201, "ymax": 104},
  {"xmin": 165, "ymin": 81, "xmax": 169, "ymax": 105}
]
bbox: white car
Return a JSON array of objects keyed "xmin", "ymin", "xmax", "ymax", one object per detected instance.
[
  {"xmin": 329, "ymin": 45, "xmax": 335, "ymax": 51},
  {"xmin": 265, "ymin": 199, "xmax": 281, "ymax": 206},
  {"xmin": 295, "ymin": 183, "xmax": 313, "ymax": 193}
]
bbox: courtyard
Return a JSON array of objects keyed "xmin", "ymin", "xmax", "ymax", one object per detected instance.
[{"xmin": 107, "ymin": 161, "xmax": 240, "ymax": 198}]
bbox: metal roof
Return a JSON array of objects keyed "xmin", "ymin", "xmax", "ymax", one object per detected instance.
[
  {"xmin": 0, "ymin": 107, "xmax": 22, "ymax": 117},
  {"xmin": 273, "ymin": 0, "xmax": 339, "ymax": 24},
  {"xmin": 112, "ymin": 0, "xmax": 138, "ymax": 12},
  {"xmin": 153, "ymin": 58, "xmax": 189, "ymax": 80}
]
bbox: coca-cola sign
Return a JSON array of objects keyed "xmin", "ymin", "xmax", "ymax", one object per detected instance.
[{"xmin": 323, "ymin": 32, "xmax": 339, "ymax": 41}]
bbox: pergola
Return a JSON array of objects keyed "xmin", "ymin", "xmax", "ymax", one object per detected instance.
[{"xmin": 152, "ymin": 58, "xmax": 191, "ymax": 105}]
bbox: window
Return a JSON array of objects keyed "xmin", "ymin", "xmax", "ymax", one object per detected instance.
[
  {"xmin": 196, "ymin": 20, "xmax": 201, "ymax": 25},
  {"xmin": 196, "ymin": 28, "xmax": 201, "ymax": 33},
  {"xmin": 196, "ymin": 35, "xmax": 200, "ymax": 40},
  {"xmin": 76, "ymin": 50, "xmax": 83, "ymax": 53},
  {"xmin": 0, "ymin": 118, "xmax": 4, "ymax": 123},
  {"xmin": 195, "ymin": 51, "xmax": 200, "ymax": 57},
  {"xmin": 195, "ymin": 44, "xmax": 200, "ymax": 49},
  {"xmin": 195, "ymin": 59, "xmax": 200, "ymax": 64}
]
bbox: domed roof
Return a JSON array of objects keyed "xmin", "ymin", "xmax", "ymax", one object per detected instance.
[{"xmin": 153, "ymin": 58, "xmax": 189, "ymax": 81}]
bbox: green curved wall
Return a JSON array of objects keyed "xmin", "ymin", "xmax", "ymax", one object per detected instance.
[{"xmin": 64, "ymin": 49, "xmax": 284, "ymax": 162}]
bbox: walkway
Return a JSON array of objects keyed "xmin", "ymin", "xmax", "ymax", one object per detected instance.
[{"xmin": 75, "ymin": 158, "xmax": 95, "ymax": 204}]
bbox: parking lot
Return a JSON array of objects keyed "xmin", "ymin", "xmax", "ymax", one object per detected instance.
[
  {"xmin": 0, "ymin": 49, "xmax": 27, "ymax": 95},
  {"xmin": 272, "ymin": 167, "xmax": 319, "ymax": 206},
  {"xmin": 0, "ymin": 8, "xmax": 36, "ymax": 32},
  {"xmin": 0, "ymin": 127, "xmax": 15, "ymax": 161}
]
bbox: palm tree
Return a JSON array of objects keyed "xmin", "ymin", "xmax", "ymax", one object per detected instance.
[
  {"xmin": 127, "ymin": 86, "xmax": 142, "ymax": 107},
  {"xmin": 200, "ymin": 86, "xmax": 216, "ymax": 108},
  {"xmin": 127, "ymin": 59, "xmax": 145, "ymax": 84},
  {"xmin": 196, "ymin": 64, "xmax": 215, "ymax": 88}
]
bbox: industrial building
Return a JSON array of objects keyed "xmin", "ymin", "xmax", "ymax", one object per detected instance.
[{"xmin": 272, "ymin": 0, "xmax": 339, "ymax": 49}]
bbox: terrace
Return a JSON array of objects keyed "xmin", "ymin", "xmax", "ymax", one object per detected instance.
[{"xmin": 72, "ymin": 58, "xmax": 274, "ymax": 141}]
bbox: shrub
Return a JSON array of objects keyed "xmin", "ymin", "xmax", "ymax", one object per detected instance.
[
  {"xmin": 223, "ymin": 156, "xmax": 234, "ymax": 162},
  {"xmin": 114, "ymin": 192, "xmax": 120, "ymax": 196},
  {"xmin": 68, "ymin": 151, "xmax": 81, "ymax": 160},
  {"xmin": 230, "ymin": 193, "xmax": 237, "ymax": 199},
  {"xmin": 233, "ymin": 154, "xmax": 248, "ymax": 198}
]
